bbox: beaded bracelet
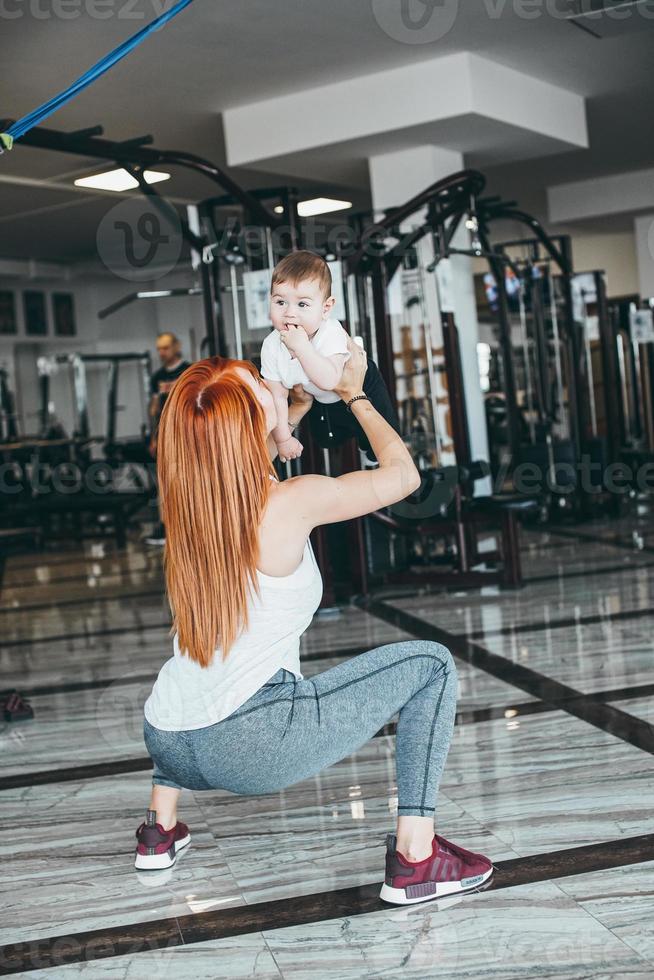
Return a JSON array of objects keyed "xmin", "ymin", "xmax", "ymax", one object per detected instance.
[{"xmin": 345, "ymin": 394, "xmax": 370, "ymax": 413}]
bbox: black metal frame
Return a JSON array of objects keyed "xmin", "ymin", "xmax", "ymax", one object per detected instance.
[
  {"xmin": 346, "ymin": 171, "xmax": 588, "ymax": 478},
  {"xmin": 346, "ymin": 170, "xmax": 489, "ymax": 466},
  {"xmin": 97, "ymin": 287, "xmax": 203, "ymax": 320},
  {"xmin": 37, "ymin": 351, "xmax": 151, "ymax": 446},
  {"xmin": 489, "ymin": 233, "xmax": 581, "ymax": 462},
  {"xmin": 340, "ymin": 169, "xmax": 610, "ymax": 590},
  {"xmin": 2, "ymin": 122, "xmax": 293, "ymax": 356},
  {"xmin": 0, "ymin": 368, "xmax": 18, "ymax": 442}
]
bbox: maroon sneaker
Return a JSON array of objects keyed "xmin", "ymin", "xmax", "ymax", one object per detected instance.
[
  {"xmin": 134, "ymin": 809, "xmax": 191, "ymax": 870},
  {"xmin": 380, "ymin": 833, "xmax": 493, "ymax": 905}
]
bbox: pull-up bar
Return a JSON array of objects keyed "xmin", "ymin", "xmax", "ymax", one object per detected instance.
[{"xmin": 98, "ymin": 287, "xmax": 203, "ymax": 320}]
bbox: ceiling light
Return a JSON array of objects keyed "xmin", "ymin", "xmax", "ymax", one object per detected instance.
[
  {"xmin": 297, "ymin": 197, "xmax": 352, "ymax": 217},
  {"xmin": 274, "ymin": 205, "xmax": 284, "ymax": 214},
  {"xmin": 74, "ymin": 169, "xmax": 171, "ymax": 192}
]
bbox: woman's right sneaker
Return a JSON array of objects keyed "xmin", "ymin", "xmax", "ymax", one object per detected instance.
[
  {"xmin": 134, "ymin": 809, "xmax": 191, "ymax": 870},
  {"xmin": 380, "ymin": 833, "xmax": 493, "ymax": 905}
]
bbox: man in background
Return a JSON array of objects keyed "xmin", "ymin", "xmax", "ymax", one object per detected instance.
[{"xmin": 145, "ymin": 332, "xmax": 190, "ymax": 546}]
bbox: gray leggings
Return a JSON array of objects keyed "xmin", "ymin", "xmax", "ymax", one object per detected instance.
[{"xmin": 143, "ymin": 640, "xmax": 457, "ymax": 818}]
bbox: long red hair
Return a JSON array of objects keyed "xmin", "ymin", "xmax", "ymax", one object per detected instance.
[{"xmin": 157, "ymin": 356, "xmax": 277, "ymax": 667}]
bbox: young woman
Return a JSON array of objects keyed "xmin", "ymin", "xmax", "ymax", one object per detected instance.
[{"xmin": 137, "ymin": 338, "xmax": 493, "ymax": 905}]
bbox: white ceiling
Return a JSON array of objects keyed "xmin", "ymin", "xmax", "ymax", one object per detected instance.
[{"xmin": 1, "ymin": 0, "xmax": 653, "ymax": 262}]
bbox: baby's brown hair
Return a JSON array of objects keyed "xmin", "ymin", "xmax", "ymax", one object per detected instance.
[{"xmin": 271, "ymin": 250, "xmax": 332, "ymax": 301}]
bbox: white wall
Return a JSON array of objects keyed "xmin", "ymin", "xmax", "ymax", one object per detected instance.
[{"xmin": 568, "ymin": 231, "xmax": 639, "ymax": 297}]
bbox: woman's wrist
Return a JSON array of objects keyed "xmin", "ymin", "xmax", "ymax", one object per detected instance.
[{"xmin": 338, "ymin": 389, "xmax": 365, "ymax": 404}]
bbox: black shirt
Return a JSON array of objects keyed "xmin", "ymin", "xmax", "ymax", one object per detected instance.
[{"xmin": 150, "ymin": 360, "xmax": 191, "ymax": 419}]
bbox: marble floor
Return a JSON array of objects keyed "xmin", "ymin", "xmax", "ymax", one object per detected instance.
[{"xmin": 1, "ymin": 511, "xmax": 653, "ymax": 978}]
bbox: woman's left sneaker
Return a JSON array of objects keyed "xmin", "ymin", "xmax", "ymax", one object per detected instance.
[
  {"xmin": 134, "ymin": 808, "xmax": 191, "ymax": 870},
  {"xmin": 380, "ymin": 833, "xmax": 493, "ymax": 905}
]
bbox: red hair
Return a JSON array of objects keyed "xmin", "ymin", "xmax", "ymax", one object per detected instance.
[{"xmin": 157, "ymin": 357, "xmax": 277, "ymax": 667}]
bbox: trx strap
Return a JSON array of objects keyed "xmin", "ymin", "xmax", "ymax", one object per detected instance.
[{"xmin": 0, "ymin": 0, "xmax": 195, "ymax": 153}]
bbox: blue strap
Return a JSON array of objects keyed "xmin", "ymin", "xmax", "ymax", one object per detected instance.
[{"xmin": 0, "ymin": 0, "xmax": 195, "ymax": 152}]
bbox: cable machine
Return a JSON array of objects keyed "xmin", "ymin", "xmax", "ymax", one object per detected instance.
[
  {"xmin": 5, "ymin": 123, "xmax": 293, "ymax": 358},
  {"xmin": 336, "ymin": 171, "xmax": 543, "ymax": 592}
]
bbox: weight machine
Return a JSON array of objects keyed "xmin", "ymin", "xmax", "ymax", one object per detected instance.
[
  {"xmin": 0, "ymin": 352, "xmax": 155, "ymax": 548},
  {"xmin": 604, "ymin": 294, "xmax": 654, "ymax": 495},
  {"xmin": 0, "ymin": 366, "xmax": 19, "ymax": 442},
  {"xmin": 36, "ymin": 351, "xmax": 152, "ymax": 461},
  {"xmin": 6, "ymin": 123, "xmax": 350, "ymax": 581},
  {"xmin": 333, "ymin": 171, "xmax": 543, "ymax": 594}
]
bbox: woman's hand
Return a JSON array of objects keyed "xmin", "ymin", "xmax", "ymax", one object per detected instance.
[{"xmin": 334, "ymin": 337, "xmax": 367, "ymax": 402}]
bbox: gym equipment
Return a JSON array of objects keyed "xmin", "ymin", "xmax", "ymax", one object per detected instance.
[
  {"xmin": 415, "ymin": 192, "xmax": 617, "ymax": 519},
  {"xmin": 478, "ymin": 239, "xmax": 585, "ymax": 515},
  {"xmin": 0, "ymin": 367, "xmax": 19, "ymax": 442},
  {"xmin": 84, "ymin": 353, "xmax": 152, "ymax": 466},
  {"xmin": 36, "ymin": 351, "xmax": 152, "ymax": 460},
  {"xmin": 605, "ymin": 295, "xmax": 654, "ymax": 494},
  {"xmin": 3, "ymin": 127, "xmax": 554, "ymax": 588},
  {"xmin": 0, "ymin": 351, "xmax": 155, "ymax": 550},
  {"xmin": 5, "ymin": 123, "xmax": 290, "ymax": 358},
  {"xmin": 5, "ymin": 126, "xmax": 349, "ymax": 581},
  {"xmin": 98, "ymin": 288, "xmax": 203, "ymax": 320},
  {"xmin": 37, "ymin": 354, "xmax": 91, "ymax": 441},
  {"xmin": 609, "ymin": 296, "xmax": 654, "ymax": 452},
  {"xmin": 0, "ymin": 0, "xmax": 195, "ymax": 150},
  {"xmin": 325, "ymin": 171, "xmax": 541, "ymax": 593}
]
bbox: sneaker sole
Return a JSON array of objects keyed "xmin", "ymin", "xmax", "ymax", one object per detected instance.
[
  {"xmin": 134, "ymin": 832, "xmax": 191, "ymax": 870},
  {"xmin": 379, "ymin": 865, "xmax": 494, "ymax": 905}
]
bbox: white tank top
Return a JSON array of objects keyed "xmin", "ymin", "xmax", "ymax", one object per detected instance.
[{"xmin": 144, "ymin": 480, "xmax": 323, "ymax": 732}]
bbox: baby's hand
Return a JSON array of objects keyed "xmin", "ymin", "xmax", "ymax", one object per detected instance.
[
  {"xmin": 279, "ymin": 324, "xmax": 310, "ymax": 358},
  {"xmin": 277, "ymin": 435, "xmax": 303, "ymax": 463}
]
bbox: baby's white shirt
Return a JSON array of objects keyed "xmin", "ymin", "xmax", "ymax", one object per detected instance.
[{"xmin": 260, "ymin": 317, "xmax": 351, "ymax": 405}]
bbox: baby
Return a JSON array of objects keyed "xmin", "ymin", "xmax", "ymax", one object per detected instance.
[{"xmin": 260, "ymin": 250, "xmax": 400, "ymax": 462}]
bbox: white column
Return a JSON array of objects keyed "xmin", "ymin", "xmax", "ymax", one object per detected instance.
[
  {"xmin": 369, "ymin": 146, "xmax": 462, "ymax": 213},
  {"xmin": 368, "ymin": 146, "xmax": 491, "ymax": 490},
  {"xmin": 635, "ymin": 214, "xmax": 654, "ymax": 300}
]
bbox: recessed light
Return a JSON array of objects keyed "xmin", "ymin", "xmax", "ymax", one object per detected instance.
[
  {"xmin": 297, "ymin": 197, "xmax": 352, "ymax": 217},
  {"xmin": 74, "ymin": 169, "xmax": 171, "ymax": 192}
]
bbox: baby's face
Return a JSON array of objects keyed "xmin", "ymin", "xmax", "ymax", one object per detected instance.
[{"xmin": 270, "ymin": 278, "xmax": 334, "ymax": 338}]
